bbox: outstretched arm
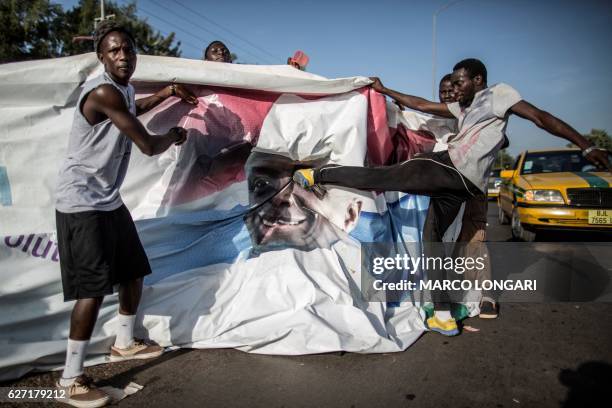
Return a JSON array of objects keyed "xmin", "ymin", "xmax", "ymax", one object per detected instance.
[
  {"xmin": 136, "ymin": 84, "xmax": 198, "ymax": 116},
  {"xmin": 510, "ymin": 100, "xmax": 611, "ymax": 170},
  {"xmin": 83, "ymin": 84, "xmax": 187, "ymax": 156},
  {"xmin": 370, "ymin": 77, "xmax": 454, "ymax": 118}
]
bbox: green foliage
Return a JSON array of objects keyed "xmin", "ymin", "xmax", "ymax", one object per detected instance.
[
  {"xmin": 101, "ymin": 1, "xmax": 181, "ymax": 57},
  {"xmin": 58, "ymin": 0, "xmax": 99, "ymax": 56},
  {"xmin": 0, "ymin": 0, "xmax": 65, "ymax": 63},
  {"xmin": 566, "ymin": 129, "xmax": 611, "ymax": 150},
  {"xmin": 0, "ymin": 0, "xmax": 181, "ymax": 63},
  {"xmin": 495, "ymin": 149, "xmax": 514, "ymax": 169}
]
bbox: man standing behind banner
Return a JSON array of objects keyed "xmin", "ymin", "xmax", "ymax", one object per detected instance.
[
  {"xmin": 54, "ymin": 21, "xmax": 197, "ymax": 407},
  {"xmin": 203, "ymin": 40, "xmax": 233, "ymax": 63},
  {"xmin": 294, "ymin": 58, "xmax": 610, "ymax": 336}
]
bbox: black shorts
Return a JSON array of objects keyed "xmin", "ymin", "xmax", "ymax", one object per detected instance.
[{"xmin": 56, "ymin": 204, "xmax": 152, "ymax": 301}]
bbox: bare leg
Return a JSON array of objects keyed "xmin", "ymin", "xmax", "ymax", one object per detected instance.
[
  {"xmin": 111, "ymin": 277, "xmax": 163, "ymax": 359},
  {"xmin": 118, "ymin": 277, "xmax": 143, "ymax": 315},
  {"xmin": 69, "ymin": 297, "xmax": 104, "ymax": 340}
]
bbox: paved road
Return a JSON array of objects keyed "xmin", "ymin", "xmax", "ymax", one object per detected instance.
[{"xmin": 4, "ymin": 202, "xmax": 611, "ymax": 407}]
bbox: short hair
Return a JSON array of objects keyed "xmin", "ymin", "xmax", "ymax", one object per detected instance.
[
  {"xmin": 203, "ymin": 40, "xmax": 228, "ymax": 59},
  {"xmin": 439, "ymin": 73, "xmax": 452, "ymax": 84},
  {"xmin": 453, "ymin": 58, "xmax": 487, "ymax": 84},
  {"xmin": 94, "ymin": 21, "xmax": 135, "ymax": 53}
]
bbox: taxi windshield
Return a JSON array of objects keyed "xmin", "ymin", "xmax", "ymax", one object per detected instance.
[{"xmin": 521, "ymin": 151, "xmax": 611, "ymax": 175}]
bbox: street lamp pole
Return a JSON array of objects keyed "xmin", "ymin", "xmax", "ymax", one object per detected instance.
[
  {"xmin": 94, "ymin": 0, "xmax": 115, "ymax": 28},
  {"xmin": 432, "ymin": 0, "xmax": 465, "ymax": 100},
  {"xmin": 73, "ymin": 0, "xmax": 115, "ymax": 45}
]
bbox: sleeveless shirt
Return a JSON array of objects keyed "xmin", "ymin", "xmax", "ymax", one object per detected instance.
[{"xmin": 55, "ymin": 73, "xmax": 136, "ymax": 213}]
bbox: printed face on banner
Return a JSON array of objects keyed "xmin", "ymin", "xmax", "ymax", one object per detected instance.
[
  {"xmin": 244, "ymin": 151, "xmax": 362, "ymax": 253},
  {"xmin": 128, "ymin": 86, "xmax": 372, "ymax": 270}
]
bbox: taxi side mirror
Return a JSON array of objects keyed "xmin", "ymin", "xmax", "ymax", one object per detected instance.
[{"xmin": 500, "ymin": 170, "xmax": 514, "ymax": 179}]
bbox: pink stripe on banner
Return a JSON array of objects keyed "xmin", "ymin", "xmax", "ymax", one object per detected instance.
[
  {"xmin": 363, "ymin": 88, "xmax": 393, "ymax": 165},
  {"xmin": 388, "ymin": 126, "xmax": 436, "ymax": 164},
  {"xmin": 137, "ymin": 84, "xmax": 280, "ymax": 206},
  {"xmin": 362, "ymin": 87, "xmax": 436, "ymax": 166}
]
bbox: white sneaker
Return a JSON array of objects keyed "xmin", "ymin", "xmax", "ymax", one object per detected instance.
[
  {"xmin": 55, "ymin": 375, "xmax": 110, "ymax": 408},
  {"xmin": 109, "ymin": 339, "xmax": 163, "ymax": 362}
]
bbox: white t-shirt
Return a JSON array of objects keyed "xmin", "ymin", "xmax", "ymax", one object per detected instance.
[{"xmin": 447, "ymin": 83, "xmax": 522, "ymax": 192}]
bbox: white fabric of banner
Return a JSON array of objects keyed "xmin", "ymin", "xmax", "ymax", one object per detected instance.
[{"xmin": 0, "ymin": 54, "xmax": 472, "ymax": 381}]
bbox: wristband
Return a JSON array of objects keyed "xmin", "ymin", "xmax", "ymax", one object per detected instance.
[{"xmin": 581, "ymin": 146, "xmax": 597, "ymax": 157}]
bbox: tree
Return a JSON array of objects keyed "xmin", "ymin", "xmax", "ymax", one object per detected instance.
[
  {"xmin": 0, "ymin": 0, "xmax": 182, "ymax": 63},
  {"xmin": 495, "ymin": 149, "xmax": 514, "ymax": 169},
  {"xmin": 57, "ymin": 0, "xmax": 99, "ymax": 56},
  {"xmin": 0, "ymin": 0, "xmax": 65, "ymax": 63},
  {"xmin": 60, "ymin": 0, "xmax": 181, "ymax": 57},
  {"xmin": 566, "ymin": 129, "xmax": 611, "ymax": 150}
]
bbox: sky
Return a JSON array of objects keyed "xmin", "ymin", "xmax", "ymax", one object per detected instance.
[{"xmin": 56, "ymin": 0, "xmax": 612, "ymax": 156}]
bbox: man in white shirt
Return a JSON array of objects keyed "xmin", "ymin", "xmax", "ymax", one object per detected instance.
[
  {"xmin": 293, "ymin": 58, "xmax": 610, "ymax": 336},
  {"xmin": 439, "ymin": 72, "xmax": 498, "ymax": 319}
]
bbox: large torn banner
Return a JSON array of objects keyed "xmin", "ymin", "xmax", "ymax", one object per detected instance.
[{"xmin": 0, "ymin": 54, "xmax": 472, "ymax": 381}]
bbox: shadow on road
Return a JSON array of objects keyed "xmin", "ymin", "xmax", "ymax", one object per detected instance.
[
  {"xmin": 560, "ymin": 360, "xmax": 612, "ymax": 407},
  {"xmin": 535, "ymin": 230, "xmax": 611, "ymax": 242},
  {"xmin": 97, "ymin": 348, "xmax": 195, "ymax": 389}
]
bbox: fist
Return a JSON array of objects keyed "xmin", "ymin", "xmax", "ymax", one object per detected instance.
[
  {"xmin": 168, "ymin": 127, "xmax": 187, "ymax": 145},
  {"xmin": 585, "ymin": 148, "xmax": 612, "ymax": 171},
  {"xmin": 369, "ymin": 77, "xmax": 385, "ymax": 93},
  {"xmin": 174, "ymin": 84, "xmax": 198, "ymax": 105}
]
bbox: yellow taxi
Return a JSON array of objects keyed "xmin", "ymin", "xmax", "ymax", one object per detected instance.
[
  {"xmin": 497, "ymin": 148, "xmax": 612, "ymax": 241},
  {"xmin": 487, "ymin": 169, "xmax": 502, "ymax": 199}
]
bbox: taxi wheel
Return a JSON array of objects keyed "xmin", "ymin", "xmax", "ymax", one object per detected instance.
[
  {"xmin": 497, "ymin": 199, "xmax": 510, "ymax": 225},
  {"xmin": 511, "ymin": 207, "xmax": 536, "ymax": 242}
]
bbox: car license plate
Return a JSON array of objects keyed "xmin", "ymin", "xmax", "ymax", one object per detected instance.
[{"xmin": 588, "ymin": 209, "xmax": 612, "ymax": 225}]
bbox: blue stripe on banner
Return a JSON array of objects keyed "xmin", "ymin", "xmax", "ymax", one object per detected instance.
[
  {"xmin": 139, "ymin": 193, "xmax": 432, "ymax": 284},
  {"xmin": 137, "ymin": 205, "xmax": 252, "ymax": 284},
  {"xmin": 350, "ymin": 194, "xmax": 429, "ymax": 243},
  {"xmin": 0, "ymin": 166, "xmax": 12, "ymax": 206}
]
